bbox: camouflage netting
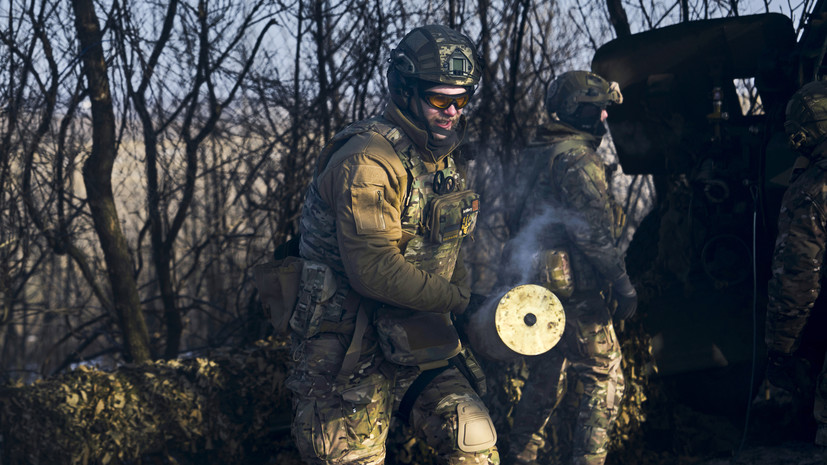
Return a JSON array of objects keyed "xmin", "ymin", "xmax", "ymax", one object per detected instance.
[
  {"xmin": 0, "ymin": 303, "xmax": 756, "ymax": 464},
  {"xmin": 0, "ymin": 337, "xmax": 301, "ymax": 465}
]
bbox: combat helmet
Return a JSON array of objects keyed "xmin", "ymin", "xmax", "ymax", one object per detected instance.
[
  {"xmin": 784, "ymin": 80, "xmax": 827, "ymax": 154},
  {"xmin": 387, "ymin": 24, "xmax": 482, "ymax": 112},
  {"xmin": 546, "ymin": 70, "xmax": 622, "ymax": 134}
]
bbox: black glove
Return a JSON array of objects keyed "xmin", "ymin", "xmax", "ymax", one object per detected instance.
[
  {"xmin": 452, "ymin": 292, "xmax": 488, "ymax": 333},
  {"xmin": 611, "ymin": 274, "xmax": 638, "ymax": 320},
  {"xmin": 765, "ymin": 350, "xmax": 809, "ymax": 395},
  {"xmin": 464, "ymin": 293, "xmax": 489, "ymax": 316},
  {"xmin": 452, "ymin": 290, "xmax": 487, "ymax": 317}
]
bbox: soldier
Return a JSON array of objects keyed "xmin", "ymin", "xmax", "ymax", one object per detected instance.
[
  {"xmin": 765, "ymin": 79, "xmax": 827, "ymax": 447},
  {"xmin": 285, "ymin": 25, "xmax": 499, "ymax": 465},
  {"xmin": 503, "ymin": 71, "xmax": 637, "ymax": 465}
]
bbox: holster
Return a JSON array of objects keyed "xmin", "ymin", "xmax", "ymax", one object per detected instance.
[{"xmin": 252, "ymin": 256, "xmax": 304, "ymax": 334}]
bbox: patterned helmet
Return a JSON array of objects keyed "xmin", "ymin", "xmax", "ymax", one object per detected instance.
[
  {"xmin": 545, "ymin": 71, "xmax": 622, "ymax": 132},
  {"xmin": 388, "ymin": 25, "xmax": 482, "ymax": 109},
  {"xmin": 784, "ymin": 80, "xmax": 827, "ymax": 153}
]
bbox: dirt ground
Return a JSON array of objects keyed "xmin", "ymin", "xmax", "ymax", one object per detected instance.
[
  {"xmin": 698, "ymin": 442, "xmax": 825, "ymax": 465},
  {"xmin": 618, "ymin": 369, "xmax": 827, "ymax": 465}
]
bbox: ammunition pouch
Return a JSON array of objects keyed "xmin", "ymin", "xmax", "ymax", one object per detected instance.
[
  {"xmin": 253, "ymin": 255, "xmax": 304, "ymax": 333},
  {"xmin": 536, "ymin": 249, "xmax": 574, "ymax": 299},
  {"xmin": 289, "ymin": 261, "xmax": 343, "ymax": 339},
  {"xmin": 427, "ymin": 190, "xmax": 480, "ymax": 243},
  {"xmin": 374, "ymin": 306, "xmax": 462, "ymax": 366}
]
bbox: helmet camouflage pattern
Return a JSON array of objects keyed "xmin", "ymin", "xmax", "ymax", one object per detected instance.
[
  {"xmin": 784, "ymin": 80, "xmax": 827, "ymax": 152},
  {"xmin": 546, "ymin": 70, "xmax": 622, "ymax": 132},
  {"xmin": 388, "ymin": 25, "xmax": 482, "ymax": 108}
]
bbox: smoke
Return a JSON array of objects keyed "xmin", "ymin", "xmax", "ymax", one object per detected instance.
[
  {"xmin": 500, "ymin": 204, "xmax": 588, "ymax": 289},
  {"xmin": 462, "ymin": 131, "xmax": 654, "ymax": 296}
]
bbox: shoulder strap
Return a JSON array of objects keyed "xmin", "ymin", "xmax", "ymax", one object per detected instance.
[
  {"xmin": 334, "ymin": 293, "xmax": 373, "ymax": 385},
  {"xmin": 314, "ymin": 116, "xmax": 411, "ymax": 177},
  {"xmin": 397, "ymin": 363, "xmax": 452, "ymax": 424}
]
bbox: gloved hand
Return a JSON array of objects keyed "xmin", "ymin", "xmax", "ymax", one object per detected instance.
[
  {"xmin": 765, "ymin": 350, "xmax": 809, "ymax": 395},
  {"xmin": 467, "ymin": 293, "xmax": 489, "ymax": 314},
  {"xmin": 452, "ymin": 289, "xmax": 487, "ymax": 317},
  {"xmin": 611, "ymin": 274, "xmax": 638, "ymax": 320},
  {"xmin": 452, "ymin": 292, "xmax": 487, "ymax": 331}
]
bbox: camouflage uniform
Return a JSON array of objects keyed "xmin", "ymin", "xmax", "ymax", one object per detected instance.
[
  {"xmin": 505, "ymin": 71, "xmax": 632, "ymax": 465},
  {"xmin": 286, "ymin": 25, "xmax": 499, "ymax": 465},
  {"xmin": 765, "ymin": 80, "xmax": 827, "ymax": 447}
]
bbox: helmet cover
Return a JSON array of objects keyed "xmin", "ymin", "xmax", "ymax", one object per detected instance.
[
  {"xmin": 546, "ymin": 70, "xmax": 622, "ymax": 132},
  {"xmin": 388, "ymin": 24, "xmax": 482, "ymax": 108},
  {"xmin": 785, "ymin": 80, "xmax": 827, "ymax": 152}
]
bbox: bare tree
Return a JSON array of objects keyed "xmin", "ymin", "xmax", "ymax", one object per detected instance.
[
  {"xmin": 0, "ymin": 0, "xmax": 809, "ymax": 383},
  {"xmin": 108, "ymin": 1, "xmax": 278, "ymax": 357},
  {"xmin": 71, "ymin": 0, "xmax": 151, "ymax": 364},
  {"xmin": 606, "ymin": 0, "xmax": 632, "ymax": 36}
]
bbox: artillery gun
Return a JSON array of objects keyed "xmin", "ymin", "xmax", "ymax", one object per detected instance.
[{"xmin": 591, "ymin": 6, "xmax": 827, "ymax": 424}]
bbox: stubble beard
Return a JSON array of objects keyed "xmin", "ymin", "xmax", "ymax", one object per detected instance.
[{"xmin": 431, "ymin": 114, "xmax": 461, "ymax": 135}]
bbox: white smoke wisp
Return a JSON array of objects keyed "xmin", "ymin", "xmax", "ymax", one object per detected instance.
[{"xmin": 500, "ymin": 204, "xmax": 588, "ymax": 290}]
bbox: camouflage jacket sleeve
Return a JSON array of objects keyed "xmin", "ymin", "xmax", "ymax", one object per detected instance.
[
  {"xmin": 765, "ymin": 166, "xmax": 827, "ymax": 354},
  {"xmin": 316, "ymin": 132, "xmax": 469, "ymax": 314},
  {"xmin": 552, "ymin": 146, "xmax": 627, "ymax": 283},
  {"xmin": 450, "ymin": 247, "xmax": 471, "ymax": 289}
]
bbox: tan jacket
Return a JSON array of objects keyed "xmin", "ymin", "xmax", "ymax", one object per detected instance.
[{"xmin": 308, "ymin": 103, "xmax": 470, "ymax": 314}]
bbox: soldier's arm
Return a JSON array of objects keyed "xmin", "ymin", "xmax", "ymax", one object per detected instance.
[
  {"xmin": 317, "ymin": 134, "xmax": 469, "ymax": 314},
  {"xmin": 766, "ymin": 186, "xmax": 827, "ymax": 354},
  {"xmin": 450, "ymin": 247, "xmax": 471, "ymax": 290},
  {"xmin": 555, "ymin": 150, "xmax": 627, "ymax": 282}
]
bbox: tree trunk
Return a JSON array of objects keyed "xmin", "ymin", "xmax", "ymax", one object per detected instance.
[
  {"xmin": 606, "ymin": 0, "xmax": 632, "ymax": 38},
  {"xmin": 71, "ymin": 0, "xmax": 151, "ymax": 364}
]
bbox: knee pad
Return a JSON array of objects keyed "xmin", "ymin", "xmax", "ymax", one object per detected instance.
[{"xmin": 456, "ymin": 400, "xmax": 497, "ymax": 453}]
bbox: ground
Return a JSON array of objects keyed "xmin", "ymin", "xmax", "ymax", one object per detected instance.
[{"xmin": 700, "ymin": 443, "xmax": 825, "ymax": 465}]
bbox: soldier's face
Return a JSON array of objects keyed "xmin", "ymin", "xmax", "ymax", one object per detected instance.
[
  {"xmin": 601, "ymin": 108, "xmax": 609, "ymax": 122},
  {"xmin": 417, "ymin": 85, "xmax": 467, "ymax": 140}
]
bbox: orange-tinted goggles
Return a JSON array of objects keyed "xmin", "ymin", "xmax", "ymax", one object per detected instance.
[{"xmin": 423, "ymin": 91, "xmax": 472, "ymax": 110}]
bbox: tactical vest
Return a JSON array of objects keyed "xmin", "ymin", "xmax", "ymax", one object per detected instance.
[
  {"xmin": 302, "ymin": 116, "xmax": 477, "ymax": 277},
  {"xmin": 299, "ymin": 116, "xmax": 479, "ymax": 366}
]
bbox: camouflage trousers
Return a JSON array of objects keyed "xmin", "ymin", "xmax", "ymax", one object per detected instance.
[
  {"xmin": 287, "ymin": 331, "xmax": 500, "ymax": 465},
  {"xmin": 506, "ymin": 292, "xmax": 624, "ymax": 465}
]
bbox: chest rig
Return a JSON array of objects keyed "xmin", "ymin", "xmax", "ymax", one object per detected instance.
[
  {"xmin": 396, "ymin": 141, "xmax": 479, "ymax": 279},
  {"xmin": 328, "ymin": 116, "xmax": 479, "ymax": 276},
  {"xmin": 339, "ymin": 116, "xmax": 480, "ymax": 367}
]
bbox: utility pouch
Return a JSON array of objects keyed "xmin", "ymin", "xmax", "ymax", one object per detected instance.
[
  {"xmin": 427, "ymin": 190, "xmax": 480, "ymax": 243},
  {"xmin": 537, "ymin": 249, "xmax": 574, "ymax": 299},
  {"xmin": 253, "ymin": 256, "xmax": 304, "ymax": 333},
  {"xmin": 374, "ymin": 306, "xmax": 462, "ymax": 366},
  {"xmin": 289, "ymin": 261, "xmax": 339, "ymax": 338},
  {"xmin": 452, "ymin": 347, "xmax": 487, "ymax": 396}
]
